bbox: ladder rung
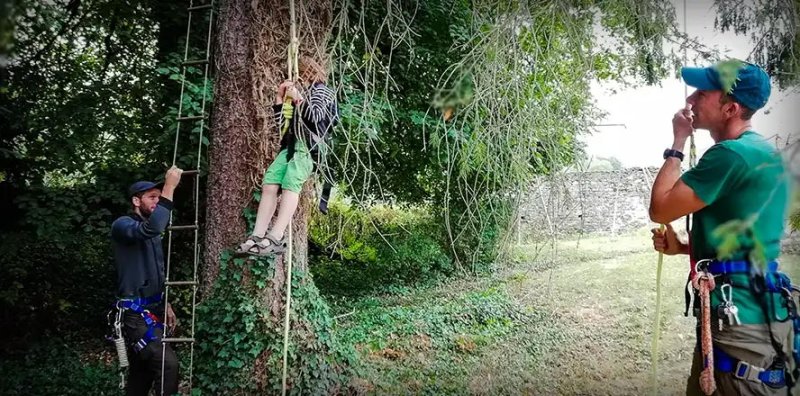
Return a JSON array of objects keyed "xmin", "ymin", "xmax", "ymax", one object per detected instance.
[
  {"xmin": 188, "ymin": 4, "xmax": 213, "ymax": 11},
  {"xmin": 182, "ymin": 59, "xmax": 209, "ymax": 66},
  {"xmin": 166, "ymin": 280, "xmax": 198, "ymax": 286},
  {"xmin": 168, "ymin": 224, "xmax": 198, "ymax": 231},
  {"xmin": 176, "ymin": 115, "xmax": 206, "ymax": 122},
  {"xmin": 162, "ymin": 337, "xmax": 195, "ymax": 343},
  {"xmin": 182, "ymin": 169, "xmax": 199, "ymax": 176}
]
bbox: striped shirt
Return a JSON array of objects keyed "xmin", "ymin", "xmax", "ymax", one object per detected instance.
[{"xmin": 273, "ymin": 82, "xmax": 339, "ymax": 155}]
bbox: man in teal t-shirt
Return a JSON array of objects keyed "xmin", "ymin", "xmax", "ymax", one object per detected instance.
[{"xmin": 649, "ymin": 59, "xmax": 792, "ymax": 395}]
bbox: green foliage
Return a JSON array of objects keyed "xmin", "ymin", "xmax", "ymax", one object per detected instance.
[
  {"xmin": 1, "ymin": 0, "xmax": 208, "ymax": 231},
  {"xmin": 14, "ymin": 179, "xmax": 124, "ymax": 237},
  {"xmin": 0, "ymin": 231, "xmax": 115, "ymax": 343},
  {"xmin": 714, "ymin": 0, "xmax": 800, "ymax": 87},
  {"xmin": 586, "ymin": 156, "xmax": 625, "ymax": 171},
  {"xmin": 445, "ymin": 195, "xmax": 516, "ymax": 272},
  {"xmin": 3, "ymin": 0, "xmax": 164, "ymax": 186},
  {"xmin": 338, "ymin": 286, "xmax": 527, "ymax": 350},
  {"xmin": 154, "ymin": 51, "xmax": 214, "ymax": 172},
  {"xmin": 324, "ymin": 0, "xmax": 684, "ymax": 277},
  {"xmin": 714, "ymin": 59, "xmax": 747, "ymax": 94},
  {"xmin": 194, "ymin": 252, "xmax": 355, "ymax": 395},
  {"xmin": 309, "ymin": 201, "xmax": 453, "ymax": 296},
  {"xmin": 0, "ymin": 338, "xmax": 118, "ymax": 395},
  {"xmin": 329, "ymin": 0, "xmax": 473, "ymax": 204},
  {"xmin": 792, "ymin": 208, "xmax": 800, "ymax": 232},
  {"xmin": 790, "ymin": 189, "xmax": 800, "ymax": 232},
  {"xmin": 596, "ymin": 0, "xmax": 678, "ymax": 84},
  {"xmin": 0, "ymin": 0, "xmax": 17, "ymax": 58}
]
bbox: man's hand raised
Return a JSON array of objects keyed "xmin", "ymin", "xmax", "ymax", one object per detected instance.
[{"xmin": 161, "ymin": 165, "xmax": 183, "ymax": 201}]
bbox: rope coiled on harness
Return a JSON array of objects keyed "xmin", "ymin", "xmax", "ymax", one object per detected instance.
[{"xmin": 693, "ymin": 271, "xmax": 717, "ymax": 395}]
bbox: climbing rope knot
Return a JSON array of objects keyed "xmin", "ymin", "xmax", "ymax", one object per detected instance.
[{"xmin": 692, "ymin": 271, "xmax": 716, "ymax": 291}]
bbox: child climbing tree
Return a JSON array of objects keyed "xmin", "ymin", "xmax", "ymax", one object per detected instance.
[
  {"xmin": 197, "ymin": 0, "xmax": 351, "ymax": 393},
  {"xmin": 235, "ymin": 56, "xmax": 338, "ymax": 257}
]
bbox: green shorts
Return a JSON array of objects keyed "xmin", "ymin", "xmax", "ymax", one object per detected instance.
[{"xmin": 262, "ymin": 142, "xmax": 313, "ymax": 193}]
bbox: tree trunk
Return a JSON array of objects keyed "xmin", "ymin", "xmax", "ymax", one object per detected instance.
[{"xmin": 202, "ymin": 0, "xmax": 257, "ymax": 295}]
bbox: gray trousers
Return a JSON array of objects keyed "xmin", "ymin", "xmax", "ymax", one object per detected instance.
[
  {"xmin": 686, "ymin": 321, "xmax": 794, "ymax": 396},
  {"xmin": 123, "ymin": 311, "xmax": 179, "ymax": 396}
]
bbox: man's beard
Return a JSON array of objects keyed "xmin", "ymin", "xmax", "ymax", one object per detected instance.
[{"xmin": 139, "ymin": 205, "xmax": 155, "ymax": 218}]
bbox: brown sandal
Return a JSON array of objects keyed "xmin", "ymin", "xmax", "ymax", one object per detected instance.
[
  {"xmin": 260, "ymin": 233, "xmax": 287, "ymax": 255},
  {"xmin": 235, "ymin": 235, "xmax": 268, "ymax": 256}
]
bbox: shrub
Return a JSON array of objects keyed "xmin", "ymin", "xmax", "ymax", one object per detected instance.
[
  {"xmin": 0, "ymin": 231, "xmax": 116, "ymax": 348},
  {"xmin": 309, "ymin": 202, "xmax": 453, "ymax": 297},
  {"xmin": 0, "ymin": 338, "xmax": 119, "ymax": 395}
]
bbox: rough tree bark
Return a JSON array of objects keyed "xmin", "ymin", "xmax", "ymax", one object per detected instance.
[{"xmin": 202, "ymin": 0, "xmax": 255, "ymax": 295}]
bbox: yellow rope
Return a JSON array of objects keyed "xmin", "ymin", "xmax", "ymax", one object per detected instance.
[
  {"xmin": 650, "ymin": 230, "xmax": 665, "ymax": 394},
  {"xmin": 651, "ymin": 1, "xmax": 692, "ymax": 394},
  {"xmin": 281, "ymin": 0, "xmax": 299, "ymax": 394},
  {"xmin": 281, "ymin": 222, "xmax": 294, "ymax": 396}
]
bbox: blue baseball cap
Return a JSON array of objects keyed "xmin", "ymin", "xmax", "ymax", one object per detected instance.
[
  {"xmin": 128, "ymin": 181, "xmax": 164, "ymax": 197},
  {"xmin": 681, "ymin": 59, "xmax": 771, "ymax": 111}
]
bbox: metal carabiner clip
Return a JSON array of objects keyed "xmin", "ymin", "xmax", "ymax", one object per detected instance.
[
  {"xmin": 720, "ymin": 283, "xmax": 733, "ymax": 304},
  {"xmin": 694, "ymin": 259, "xmax": 713, "ymax": 275}
]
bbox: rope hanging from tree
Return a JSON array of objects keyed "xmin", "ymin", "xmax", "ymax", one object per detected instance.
[
  {"xmin": 650, "ymin": 0, "xmax": 697, "ymax": 393},
  {"xmin": 281, "ymin": 0, "xmax": 299, "ymax": 394}
]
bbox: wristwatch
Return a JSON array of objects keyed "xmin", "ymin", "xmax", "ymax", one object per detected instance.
[{"xmin": 663, "ymin": 148, "xmax": 684, "ymax": 161}]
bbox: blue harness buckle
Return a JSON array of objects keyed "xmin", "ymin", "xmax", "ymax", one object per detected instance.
[
  {"xmin": 717, "ymin": 347, "xmax": 786, "ymax": 388},
  {"xmin": 734, "ymin": 361, "xmax": 762, "ymax": 381}
]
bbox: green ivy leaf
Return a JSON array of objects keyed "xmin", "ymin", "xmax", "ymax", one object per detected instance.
[{"xmin": 714, "ymin": 59, "xmax": 746, "ymax": 94}]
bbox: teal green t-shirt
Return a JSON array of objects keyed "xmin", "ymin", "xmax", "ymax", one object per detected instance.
[{"xmin": 681, "ymin": 131, "xmax": 791, "ymax": 324}]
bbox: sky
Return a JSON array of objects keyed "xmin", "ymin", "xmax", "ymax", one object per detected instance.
[{"xmin": 583, "ymin": 0, "xmax": 800, "ymax": 168}]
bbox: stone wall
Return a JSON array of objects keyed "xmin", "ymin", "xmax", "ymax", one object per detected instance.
[
  {"xmin": 519, "ymin": 167, "xmax": 800, "ymax": 253},
  {"xmin": 519, "ymin": 168, "xmax": 660, "ymax": 238}
]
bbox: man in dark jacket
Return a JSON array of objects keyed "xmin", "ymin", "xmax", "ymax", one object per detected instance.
[{"xmin": 112, "ymin": 165, "xmax": 182, "ymax": 396}]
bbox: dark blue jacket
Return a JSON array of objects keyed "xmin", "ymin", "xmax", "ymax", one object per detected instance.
[{"xmin": 111, "ymin": 198, "xmax": 173, "ymax": 302}]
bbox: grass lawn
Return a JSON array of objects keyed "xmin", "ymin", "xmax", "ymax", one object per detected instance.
[{"xmin": 331, "ymin": 228, "xmax": 800, "ymax": 395}]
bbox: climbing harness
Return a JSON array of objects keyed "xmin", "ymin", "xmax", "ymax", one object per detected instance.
[
  {"xmin": 684, "ymin": 258, "xmax": 800, "ymax": 393},
  {"xmin": 107, "ymin": 293, "xmax": 165, "ymax": 389},
  {"xmin": 711, "ymin": 267, "xmax": 794, "ymax": 391},
  {"xmin": 117, "ymin": 294, "xmax": 167, "ymax": 353}
]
